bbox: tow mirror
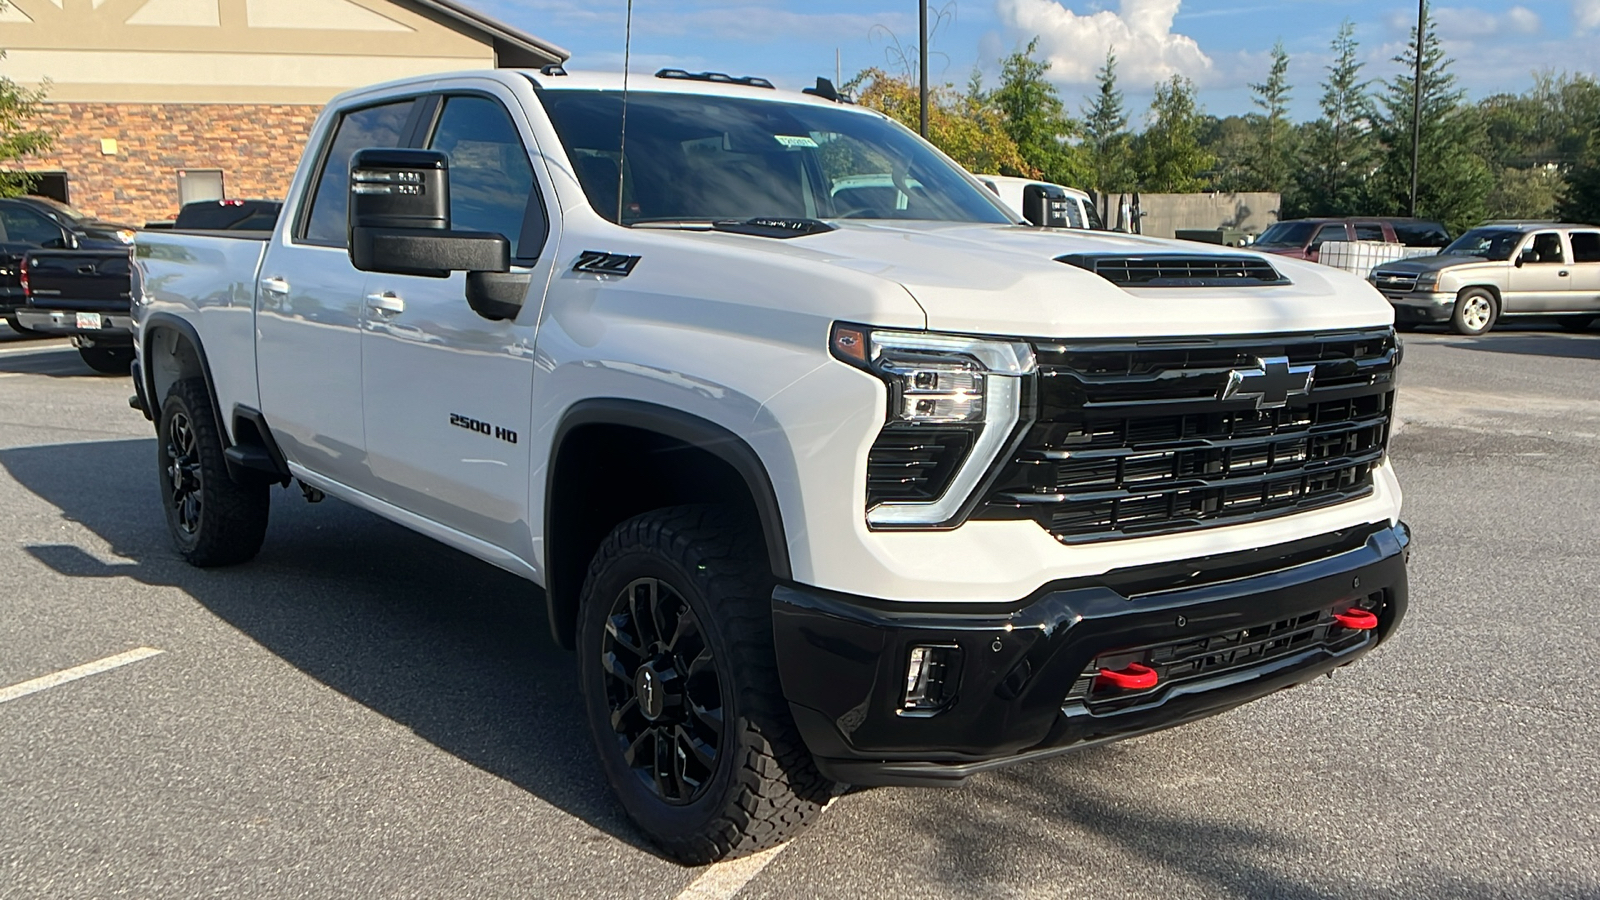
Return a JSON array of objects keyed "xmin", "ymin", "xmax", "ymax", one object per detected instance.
[
  {"xmin": 348, "ymin": 148, "xmax": 526, "ymax": 320},
  {"xmin": 1021, "ymin": 183, "xmax": 1073, "ymax": 228}
]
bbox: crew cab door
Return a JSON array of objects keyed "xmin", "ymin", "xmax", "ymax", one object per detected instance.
[
  {"xmin": 359, "ymin": 91, "xmax": 552, "ymax": 554},
  {"xmin": 256, "ymin": 98, "xmax": 419, "ymax": 490},
  {"xmin": 1506, "ymin": 231, "xmax": 1571, "ymax": 312},
  {"xmin": 1564, "ymin": 230, "xmax": 1600, "ymax": 311}
]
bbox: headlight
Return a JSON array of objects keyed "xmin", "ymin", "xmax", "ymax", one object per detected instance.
[
  {"xmin": 831, "ymin": 324, "xmax": 1035, "ymax": 527},
  {"xmin": 1414, "ymin": 272, "xmax": 1439, "ymax": 290}
]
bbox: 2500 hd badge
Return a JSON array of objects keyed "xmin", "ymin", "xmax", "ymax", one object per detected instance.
[{"xmin": 449, "ymin": 413, "xmax": 517, "ymax": 444}]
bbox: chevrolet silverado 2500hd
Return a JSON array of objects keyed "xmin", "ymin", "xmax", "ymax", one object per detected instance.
[{"xmin": 131, "ymin": 69, "xmax": 1411, "ymax": 864}]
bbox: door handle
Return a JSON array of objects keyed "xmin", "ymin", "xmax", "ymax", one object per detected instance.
[
  {"xmin": 76, "ymin": 265, "xmax": 95, "ymax": 275},
  {"xmin": 260, "ymin": 276, "xmax": 290, "ymax": 295},
  {"xmin": 1559, "ymin": 270, "xmax": 1570, "ymax": 277},
  {"xmin": 365, "ymin": 291, "xmax": 405, "ymax": 315}
]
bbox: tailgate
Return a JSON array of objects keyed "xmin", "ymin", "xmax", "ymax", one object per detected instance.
[{"xmin": 23, "ymin": 249, "xmax": 133, "ymax": 311}]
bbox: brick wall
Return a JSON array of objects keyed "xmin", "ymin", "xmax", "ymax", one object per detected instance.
[{"xmin": 20, "ymin": 102, "xmax": 320, "ymax": 225}]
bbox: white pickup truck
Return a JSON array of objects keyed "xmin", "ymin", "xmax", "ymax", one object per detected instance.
[{"xmin": 131, "ymin": 68, "xmax": 1411, "ymax": 863}]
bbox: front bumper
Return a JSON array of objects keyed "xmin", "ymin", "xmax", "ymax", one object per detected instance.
[
  {"xmin": 1380, "ymin": 291, "xmax": 1455, "ymax": 323},
  {"xmin": 773, "ymin": 522, "xmax": 1410, "ymax": 786},
  {"xmin": 14, "ymin": 308, "xmax": 134, "ymax": 341}
]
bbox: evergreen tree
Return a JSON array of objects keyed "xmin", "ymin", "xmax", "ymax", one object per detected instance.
[
  {"xmin": 1289, "ymin": 21, "xmax": 1376, "ymax": 216},
  {"xmin": 1244, "ymin": 42, "xmax": 1296, "ymax": 194},
  {"xmin": 1134, "ymin": 75, "xmax": 1215, "ymax": 192},
  {"xmin": 1370, "ymin": 8, "xmax": 1492, "ymax": 235},
  {"xmin": 1081, "ymin": 49, "xmax": 1133, "ymax": 194},
  {"xmin": 990, "ymin": 38, "xmax": 1086, "ymax": 184},
  {"xmin": 0, "ymin": 64, "xmax": 52, "ymax": 197}
]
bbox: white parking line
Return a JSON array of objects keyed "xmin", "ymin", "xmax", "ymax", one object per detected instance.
[
  {"xmin": 0, "ymin": 647, "xmax": 164, "ymax": 705},
  {"xmin": 672, "ymin": 844, "xmax": 789, "ymax": 900},
  {"xmin": 0, "ymin": 343, "xmax": 71, "ymax": 357}
]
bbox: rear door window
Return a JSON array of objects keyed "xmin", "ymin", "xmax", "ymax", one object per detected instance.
[
  {"xmin": 1311, "ymin": 223, "xmax": 1348, "ymax": 249},
  {"xmin": 1353, "ymin": 223, "xmax": 1386, "ymax": 242},
  {"xmin": 300, "ymin": 100, "xmax": 415, "ymax": 247},
  {"xmin": 1568, "ymin": 231, "xmax": 1600, "ymax": 262},
  {"xmin": 424, "ymin": 95, "xmax": 546, "ymax": 260}
]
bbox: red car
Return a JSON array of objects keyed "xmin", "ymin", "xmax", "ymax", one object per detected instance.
[{"xmin": 1253, "ymin": 217, "xmax": 1450, "ymax": 262}]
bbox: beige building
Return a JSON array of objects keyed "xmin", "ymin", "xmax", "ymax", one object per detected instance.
[{"xmin": 0, "ymin": 0, "xmax": 566, "ymax": 224}]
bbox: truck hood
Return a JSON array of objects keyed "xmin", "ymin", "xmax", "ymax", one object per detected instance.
[
  {"xmin": 1372, "ymin": 254, "xmax": 1494, "ymax": 275},
  {"xmin": 679, "ymin": 221, "xmax": 1394, "ymax": 339}
]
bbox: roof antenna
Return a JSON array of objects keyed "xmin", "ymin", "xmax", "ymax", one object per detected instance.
[{"xmin": 616, "ymin": 0, "xmax": 633, "ymax": 225}]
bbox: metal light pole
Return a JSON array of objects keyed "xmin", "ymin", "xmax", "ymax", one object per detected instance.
[
  {"xmin": 919, "ymin": 0, "xmax": 929, "ymax": 137},
  {"xmin": 1410, "ymin": 0, "xmax": 1425, "ymax": 217}
]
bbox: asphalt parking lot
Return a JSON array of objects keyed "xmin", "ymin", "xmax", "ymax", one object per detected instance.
[{"xmin": 2, "ymin": 322, "xmax": 1597, "ymax": 900}]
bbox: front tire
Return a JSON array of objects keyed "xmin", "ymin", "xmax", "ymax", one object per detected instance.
[
  {"xmin": 157, "ymin": 378, "xmax": 269, "ymax": 567},
  {"xmin": 1450, "ymin": 288, "xmax": 1499, "ymax": 336},
  {"xmin": 78, "ymin": 344, "xmax": 134, "ymax": 374},
  {"xmin": 576, "ymin": 506, "xmax": 832, "ymax": 864}
]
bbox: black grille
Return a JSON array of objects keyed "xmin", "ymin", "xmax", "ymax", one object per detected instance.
[
  {"xmin": 1058, "ymin": 253, "xmax": 1289, "ymax": 287},
  {"xmin": 1063, "ymin": 592, "xmax": 1387, "ymax": 713},
  {"xmin": 978, "ymin": 330, "xmax": 1397, "ymax": 542},
  {"xmin": 1371, "ymin": 270, "xmax": 1419, "ymax": 293},
  {"xmin": 866, "ymin": 427, "xmax": 973, "ymax": 506}
]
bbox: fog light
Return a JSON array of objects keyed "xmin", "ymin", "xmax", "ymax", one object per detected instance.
[{"xmin": 902, "ymin": 644, "xmax": 962, "ymax": 714}]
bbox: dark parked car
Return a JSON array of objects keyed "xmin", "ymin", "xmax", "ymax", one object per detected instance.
[
  {"xmin": 173, "ymin": 198, "xmax": 282, "ymax": 232},
  {"xmin": 1253, "ymin": 217, "xmax": 1451, "ymax": 263},
  {"xmin": 0, "ymin": 196, "xmax": 137, "ymax": 334}
]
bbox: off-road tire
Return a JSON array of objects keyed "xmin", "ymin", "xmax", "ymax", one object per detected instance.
[
  {"xmin": 78, "ymin": 344, "xmax": 134, "ymax": 374},
  {"xmin": 576, "ymin": 505, "xmax": 832, "ymax": 864},
  {"xmin": 1450, "ymin": 288, "xmax": 1499, "ymax": 336},
  {"xmin": 157, "ymin": 378, "xmax": 269, "ymax": 567}
]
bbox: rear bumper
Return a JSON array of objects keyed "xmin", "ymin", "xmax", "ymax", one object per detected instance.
[
  {"xmin": 14, "ymin": 308, "xmax": 134, "ymax": 340},
  {"xmin": 773, "ymin": 522, "xmax": 1410, "ymax": 786}
]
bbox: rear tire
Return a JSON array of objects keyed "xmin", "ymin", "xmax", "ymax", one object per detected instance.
[
  {"xmin": 157, "ymin": 378, "xmax": 269, "ymax": 567},
  {"xmin": 78, "ymin": 344, "xmax": 134, "ymax": 374},
  {"xmin": 1450, "ymin": 288, "xmax": 1498, "ymax": 336},
  {"xmin": 576, "ymin": 505, "xmax": 832, "ymax": 864}
]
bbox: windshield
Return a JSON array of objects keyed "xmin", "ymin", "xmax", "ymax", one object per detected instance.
[
  {"xmin": 1253, "ymin": 221, "xmax": 1316, "ymax": 248},
  {"xmin": 26, "ymin": 196, "xmax": 91, "ymax": 223},
  {"xmin": 1442, "ymin": 228, "xmax": 1523, "ymax": 260},
  {"xmin": 539, "ymin": 89, "xmax": 1014, "ymax": 226}
]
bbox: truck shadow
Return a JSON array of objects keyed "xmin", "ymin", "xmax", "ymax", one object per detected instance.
[
  {"xmin": 0, "ymin": 343, "xmax": 121, "ymax": 378},
  {"xmin": 0, "ymin": 437, "xmax": 649, "ymax": 855}
]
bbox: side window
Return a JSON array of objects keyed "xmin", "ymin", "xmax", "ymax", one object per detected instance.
[
  {"xmin": 0, "ymin": 207, "xmax": 65, "ymax": 246},
  {"xmin": 427, "ymin": 95, "xmax": 545, "ymax": 259},
  {"xmin": 1311, "ymin": 224, "xmax": 1347, "ymax": 248},
  {"xmin": 1395, "ymin": 221, "xmax": 1450, "ymax": 247},
  {"xmin": 1526, "ymin": 232, "xmax": 1565, "ymax": 264},
  {"xmin": 1570, "ymin": 232, "xmax": 1600, "ymax": 263},
  {"xmin": 1353, "ymin": 223, "xmax": 1385, "ymax": 242},
  {"xmin": 301, "ymin": 100, "xmax": 414, "ymax": 247}
]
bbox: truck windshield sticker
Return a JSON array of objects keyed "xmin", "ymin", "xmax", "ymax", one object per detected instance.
[{"xmin": 774, "ymin": 135, "xmax": 819, "ymax": 149}]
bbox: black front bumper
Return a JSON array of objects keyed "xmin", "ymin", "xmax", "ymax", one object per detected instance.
[{"xmin": 773, "ymin": 522, "xmax": 1410, "ymax": 786}]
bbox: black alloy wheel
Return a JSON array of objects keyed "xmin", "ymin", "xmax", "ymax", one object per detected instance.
[
  {"xmin": 165, "ymin": 409, "xmax": 203, "ymax": 536},
  {"xmin": 600, "ymin": 576, "xmax": 724, "ymax": 805}
]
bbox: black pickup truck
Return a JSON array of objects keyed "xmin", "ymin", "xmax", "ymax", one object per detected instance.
[{"xmin": 0, "ymin": 197, "xmax": 139, "ymax": 372}]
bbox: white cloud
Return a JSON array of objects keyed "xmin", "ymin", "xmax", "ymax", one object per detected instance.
[
  {"xmin": 996, "ymin": 0, "xmax": 1212, "ymax": 87},
  {"xmin": 1431, "ymin": 4, "xmax": 1541, "ymax": 39},
  {"xmin": 1577, "ymin": 0, "xmax": 1600, "ymax": 31}
]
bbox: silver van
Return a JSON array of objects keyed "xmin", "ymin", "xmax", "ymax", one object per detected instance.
[{"xmin": 1370, "ymin": 223, "xmax": 1600, "ymax": 335}]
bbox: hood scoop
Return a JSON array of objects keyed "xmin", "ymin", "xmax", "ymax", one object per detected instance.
[{"xmin": 1057, "ymin": 253, "xmax": 1291, "ymax": 288}]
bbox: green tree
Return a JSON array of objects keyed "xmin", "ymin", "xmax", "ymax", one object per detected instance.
[
  {"xmin": 1370, "ymin": 9, "xmax": 1492, "ymax": 235},
  {"xmin": 852, "ymin": 68, "xmax": 1031, "ymax": 177},
  {"xmin": 1559, "ymin": 130, "xmax": 1600, "ymax": 223},
  {"xmin": 1289, "ymin": 22, "xmax": 1376, "ymax": 216},
  {"xmin": 1199, "ymin": 114, "xmax": 1255, "ymax": 192},
  {"xmin": 1081, "ymin": 49, "xmax": 1133, "ymax": 194},
  {"xmin": 989, "ymin": 38, "xmax": 1087, "ymax": 184},
  {"xmin": 1134, "ymin": 75, "xmax": 1214, "ymax": 192},
  {"xmin": 1243, "ymin": 41, "xmax": 1296, "ymax": 194},
  {"xmin": 0, "ymin": 51, "xmax": 52, "ymax": 197}
]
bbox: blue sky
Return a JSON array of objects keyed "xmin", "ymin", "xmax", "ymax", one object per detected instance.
[{"xmin": 464, "ymin": 0, "xmax": 1600, "ymax": 122}]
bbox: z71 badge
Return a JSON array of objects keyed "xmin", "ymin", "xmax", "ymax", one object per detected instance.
[{"xmin": 450, "ymin": 413, "xmax": 517, "ymax": 444}]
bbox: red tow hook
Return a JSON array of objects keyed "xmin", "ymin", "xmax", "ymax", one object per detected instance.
[
  {"xmin": 1333, "ymin": 609, "xmax": 1379, "ymax": 630},
  {"xmin": 1096, "ymin": 662, "xmax": 1159, "ymax": 690}
]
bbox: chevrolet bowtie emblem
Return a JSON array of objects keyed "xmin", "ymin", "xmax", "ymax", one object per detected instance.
[{"xmin": 1220, "ymin": 356, "xmax": 1315, "ymax": 409}]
